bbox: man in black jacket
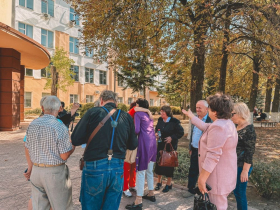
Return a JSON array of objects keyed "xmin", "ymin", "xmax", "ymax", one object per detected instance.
[
  {"xmin": 71, "ymin": 90, "xmax": 138, "ymax": 210},
  {"xmin": 183, "ymin": 100, "xmax": 212, "ymax": 198}
]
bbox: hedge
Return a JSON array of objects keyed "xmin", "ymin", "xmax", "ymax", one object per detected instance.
[
  {"xmin": 24, "ymin": 108, "xmax": 42, "ymax": 115},
  {"xmin": 250, "ymin": 160, "xmax": 280, "ymax": 199}
]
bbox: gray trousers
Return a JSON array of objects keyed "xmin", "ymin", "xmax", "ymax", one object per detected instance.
[{"xmin": 30, "ymin": 164, "xmax": 73, "ymax": 210}]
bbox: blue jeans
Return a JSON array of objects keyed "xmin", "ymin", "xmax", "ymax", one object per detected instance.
[
  {"xmin": 234, "ymin": 166, "xmax": 253, "ymax": 210},
  {"xmin": 80, "ymin": 158, "xmax": 124, "ymax": 210}
]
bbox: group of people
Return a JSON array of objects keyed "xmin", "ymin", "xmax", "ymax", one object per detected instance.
[{"xmin": 23, "ymin": 90, "xmax": 256, "ymax": 210}]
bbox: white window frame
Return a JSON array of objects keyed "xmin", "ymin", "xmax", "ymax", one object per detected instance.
[
  {"xmin": 150, "ymin": 99, "xmax": 154, "ymax": 106},
  {"xmin": 118, "ymin": 97, "xmax": 123, "ymax": 104},
  {"xmin": 25, "ymin": 68, "xmax": 33, "ymax": 76},
  {"xmin": 128, "ymin": 98, "xmax": 133, "ymax": 105},
  {"xmin": 70, "ymin": 65, "xmax": 79, "ymax": 82},
  {"xmin": 69, "ymin": 37, "xmax": 79, "ymax": 54},
  {"xmin": 41, "ymin": 0, "xmax": 54, "ymax": 17},
  {"xmin": 86, "ymin": 95, "xmax": 94, "ymax": 103},
  {"xmin": 70, "ymin": 7, "xmax": 79, "ymax": 25},
  {"xmin": 24, "ymin": 92, "xmax": 32, "ymax": 108},
  {"xmin": 18, "ymin": 22, "xmax": 33, "ymax": 38},
  {"xmin": 99, "ymin": 70, "xmax": 107, "ymax": 85},
  {"xmin": 19, "ymin": 0, "xmax": 34, "ymax": 10},
  {"xmin": 41, "ymin": 28, "xmax": 54, "ymax": 48},
  {"xmin": 70, "ymin": 94, "xmax": 79, "ymax": 104},
  {"xmin": 85, "ymin": 68, "xmax": 94, "ymax": 83}
]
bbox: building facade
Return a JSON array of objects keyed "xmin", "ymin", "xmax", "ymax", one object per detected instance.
[{"xmin": 14, "ymin": 0, "xmax": 165, "ymax": 110}]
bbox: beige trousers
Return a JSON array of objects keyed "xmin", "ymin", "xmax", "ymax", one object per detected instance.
[{"xmin": 30, "ymin": 164, "xmax": 72, "ymax": 210}]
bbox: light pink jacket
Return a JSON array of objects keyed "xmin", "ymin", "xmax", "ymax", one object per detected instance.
[{"xmin": 191, "ymin": 116, "xmax": 238, "ymax": 195}]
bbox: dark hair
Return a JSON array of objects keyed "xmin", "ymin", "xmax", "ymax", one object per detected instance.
[
  {"xmin": 161, "ymin": 105, "xmax": 173, "ymax": 117},
  {"xmin": 61, "ymin": 101, "xmax": 65, "ymax": 108},
  {"xmin": 130, "ymin": 102, "xmax": 137, "ymax": 110},
  {"xmin": 207, "ymin": 93, "xmax": 233, "ymax": 119},
  {"xmin": 136, "ymin": 98, "xmax": 149, "ymax": 109}
]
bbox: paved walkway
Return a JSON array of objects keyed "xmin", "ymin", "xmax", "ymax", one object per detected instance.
[{"xmin": 0, "ymin": 121, "xmax": 258, "ymax": 210}]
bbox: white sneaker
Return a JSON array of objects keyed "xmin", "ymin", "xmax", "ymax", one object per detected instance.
[{"xmin": 123, "ymin": 189, "xmax": 132, "ymax": 197}]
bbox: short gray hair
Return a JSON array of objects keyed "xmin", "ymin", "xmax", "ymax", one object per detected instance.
[
  {"xmin": 40, "ymin": 96, "xmax": 48, "ymax": 107},
  {"xmin": 94, "ymin": 99, "xmax": 101, "ymax": 107},
  {"xmin": 43, "ymin": 96, "xmax": 61, "ymax": 113},
  {"xmin": 197, "ymin": 100, "xmax": 208, "ymax": 108},
  {"xmin": 99, "ymin": 90, "xmax": 117, "ymax": 103}
]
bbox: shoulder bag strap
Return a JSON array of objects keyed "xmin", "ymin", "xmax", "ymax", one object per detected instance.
[{"xmin": 82, "ymin": 108, "xmax": 117, "ymax": 157}]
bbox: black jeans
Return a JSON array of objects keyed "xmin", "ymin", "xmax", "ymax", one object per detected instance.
[{"xmin": 187, "ymin": 148, "xmax": 199, "ymax": 193}]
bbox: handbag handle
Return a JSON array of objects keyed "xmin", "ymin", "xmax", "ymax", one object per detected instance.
[{"xmin": 164, "ymin": 142, "xmax": 175, "ymax": 151}]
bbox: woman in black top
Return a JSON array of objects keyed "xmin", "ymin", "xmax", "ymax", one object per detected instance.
[
  {"xmin": 231, "ymin": 102, "xmax": 256, "ymax": 210},
  {"xmin": 154, "ymin": 106, "xmax": 184, "ymax": 193}
]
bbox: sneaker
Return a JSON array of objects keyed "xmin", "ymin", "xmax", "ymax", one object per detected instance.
[
  {"xmin": 182, "ymin": 190, "xmax": 195, "ymax": 198},
  {"xmin": 123, "ymin": 189, "xmax": 133, "ymax": 197}
]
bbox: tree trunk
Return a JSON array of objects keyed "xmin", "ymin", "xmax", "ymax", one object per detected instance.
[
  {"xmin": 51, "ymin": 66, "xmax": 58, "ymax": 96},
  {"xmin": 272, "ymin": 78, "xmax": 280, "ymax": 112},
  {"xmin": 183, "ymin": 94, "xmax": 187, "ymax": 120},
  {"xmin": 143, "ymin": 86, "xmax": 146, "ymax": 99},
  {"xmin": 219, "ymin": 7, "xmax": 231, "ymax": 93},
  {"xmin": 265, "ymin": 77, "xmax": 273, "ymax": 112},
  {"xmin": 248, "ymin": 56, "xmax": 260, "ymax": 112},
  {"xmin": 190, "ymin": 30, "xmax": 207, "ymax": 110}
]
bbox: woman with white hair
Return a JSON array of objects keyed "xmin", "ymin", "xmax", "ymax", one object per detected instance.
[{"xmin": 231, "ymin": 102, "xmax": 256, "ymax": 210}]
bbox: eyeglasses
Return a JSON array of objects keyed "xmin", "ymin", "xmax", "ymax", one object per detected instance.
[{"xmin": 231, "ymin": 113, "xmax": 236, "ymax": 117}]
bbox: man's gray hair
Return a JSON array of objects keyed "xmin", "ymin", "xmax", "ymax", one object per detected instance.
[
  {"xmin": 99, "ymin": 90, "xmax": 117, "ymax": 103},
  {"xmin": 197, "ymin": 100, "xmax": 209, "ymax": 108},
  {"xmin": 40, "ymin": 96, "xmax": 48, "ymax": 107},
  {"xmin": 43, "ymin": 96, "xmax": 61, "ymax": 113}
]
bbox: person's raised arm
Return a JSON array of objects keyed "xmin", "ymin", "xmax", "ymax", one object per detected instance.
[
  {"xmin": 134, "ymin": 107, "xmax": 153, "ymax": 120},
  {"xmin": 182, "ymin": 109, "xmax": 209, "ymax": 131}
]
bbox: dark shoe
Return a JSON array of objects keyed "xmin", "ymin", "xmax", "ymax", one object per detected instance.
[
  {"xmin": 142, "ymin": 194, "xmax": 156, "ymax": 202},
  {"xmin": 162, "ymin": 184, "xmax": 172, "ymax": 193},
  {"xmin": 125, "ymin": 202, "xmax": 143, "ymax": 210},
  {"xmin": 154, "ymin": 182, "xmax": 162, "ymax": 191}
]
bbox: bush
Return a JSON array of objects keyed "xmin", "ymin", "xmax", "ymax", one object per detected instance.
[
  {"xmin": 173, "ymin": 147, "xmax": 190, "ymax": 185},
  {"xmin": 149, "ymin": 106, "xmax": 160, "ymax": 114},
  {"xmin": 249, "ymin": 160, "xmax": 280, "ymax": 199},
  {"xmin": 24, "ymin": 108, "xmax": 42, "ymax": 115},
  {"xmin": 171, "ymin": 106, "xmax": 181, "ymax": 115},
  {"xmin": 80, "ymin": 103, "xmax": 95, "ymax": 118},
  {"xmin": 117, "ymin": 103, "xmax": 128, "ymax": 112}
]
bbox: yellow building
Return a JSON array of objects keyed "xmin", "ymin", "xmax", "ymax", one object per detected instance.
[{"xmin": 13, "ymin": 0, "xmax": 165, "ymax": 110}]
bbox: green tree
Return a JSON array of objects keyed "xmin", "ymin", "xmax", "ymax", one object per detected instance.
[
  {"xmin": 117, "ymin": 55, "xmax": 160, "ymax": 99},
  {"xmin": 44, "ymin": 47, "xmax": 75, "ymax": 96}
]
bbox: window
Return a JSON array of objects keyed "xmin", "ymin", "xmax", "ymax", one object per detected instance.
[
  {"xmin": 140, "ymin": 90, "xmax": 144, "ymax": 96},
  {"xmin": 85, "ymin": 47, "xmax": 93, "ymax": 57},
  {"xmin": 118, "ymin": 76, "xmax": 124, "ymax": 87},
  {"xmin": 18, "ymin": 22, "xmax": 33, "ymax": 38},
  {"xmin": 69, "ymin": 37, "xmax": 79, "ymax": 54},
  {"xmin": 86, "ymin": 95, "xmax": 94, "ymax": 103},
  {"xmin": 42, "ymin": 0, "xmax": 54, "ymax": 17},
  {"xmin": 70, "ymin": 7, "xmax": 79, "ymax": 25},
  {"xmin": 70, "ymin": 94, "xmax": 79, "ymax": 103},
  {"xmin": 19, "ymin": 0, "xmax": 33, "ymax": 9},
  {"xmin": 25, "ymin": 68, "xmax": 33, "ymax": 76},
  {"xmin": 24, "ymin": 92, "xmax": 32, "ymax": 107},
  {"xmin": 41, "ymin": 29, "xmax": 54, "ymax": 48},
  {"xmin": 41, "ymin": 68, "xmax": 51, "ymax": 78},
  {"xmin": 150, "ymin": 99, "xmax": 154, "ymax": 106},
  {"xmin": 42, "ymin": 92, "xmax": 51, "ymax": 98},
  {"xmin": 128, "ymin": 98, "xmax": 133, "ymax": 105},
  {"xmin": 70, "ymin": 65, "xmax": 79, "ymax": 82},
  {"xmin": 85, "ymin": 68, "xmax": 94, "ymax": 83},
  {"xmin": 99, "ymin": 71, "xmax": 107, "ymax": 85},
  {"xmin": 118, "ymin": 97, "xmax": 123, "ymax": 103}
]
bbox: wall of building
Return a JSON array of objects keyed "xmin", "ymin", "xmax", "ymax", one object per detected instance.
[
  {"xmin": 15, "ymin": 0, "xmax": 164, "ymax": 110},
  {"xmin": 0, "ymin": 0, "xmax": 13, "ymax": 27}
]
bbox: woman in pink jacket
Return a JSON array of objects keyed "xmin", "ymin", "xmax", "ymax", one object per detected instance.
[{"xmin": 183, "ymin": 93, "xmax": 238, "ymax": 210}]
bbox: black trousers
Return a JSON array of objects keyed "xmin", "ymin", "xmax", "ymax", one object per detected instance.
[{"xmin": 187, "ymin": 147, "xmax": 199, "ymax": 193}]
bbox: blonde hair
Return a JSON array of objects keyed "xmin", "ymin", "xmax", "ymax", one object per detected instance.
[{"xmin": 234, "ymin": 102, "xmax": 251, "ymax": 123}]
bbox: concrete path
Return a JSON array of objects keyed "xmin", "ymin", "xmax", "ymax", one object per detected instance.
[{"xmin": 0, "ymin": 121, "xmax": 258, "ymax": 210}]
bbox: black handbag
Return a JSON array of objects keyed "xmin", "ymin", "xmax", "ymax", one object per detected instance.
[{"xmin": 194, "ymin": 193, "xmax": 217, "ymax": 210}]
